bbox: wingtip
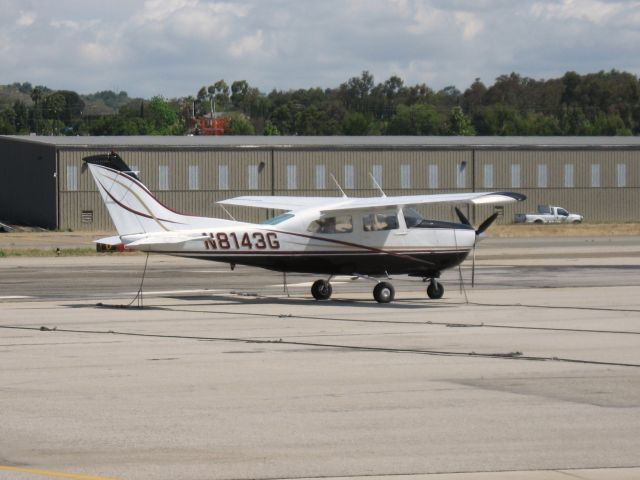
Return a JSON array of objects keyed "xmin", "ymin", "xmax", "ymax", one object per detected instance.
[{"xmin": 492, "ymin": 192, "xmax": 527, "ymax": 202}]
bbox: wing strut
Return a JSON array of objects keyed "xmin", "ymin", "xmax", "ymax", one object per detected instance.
[
  {"xmin": 369, "ymin": 172, "xmax": 386, "ymax": 197},
  {"xmin": 330, "ymin": 173, "xmax": 348, "ymax": 198}
]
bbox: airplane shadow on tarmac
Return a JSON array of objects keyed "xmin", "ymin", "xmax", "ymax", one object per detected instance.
[{"xmin": 65, "ymin": 293, "xmax": 458, "ymax": 311}]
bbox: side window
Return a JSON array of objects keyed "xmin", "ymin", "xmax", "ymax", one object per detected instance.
[
  {"xmin": 363, "ymin": 213, "xmax": 399, "ymax": 232},
  {"xmin": 557, "ymin": 208, "xmax": 569, "ymax": 216},
  {"xmin": 307, "ymin": 215, "xmax": 353, "ymax": 234}
]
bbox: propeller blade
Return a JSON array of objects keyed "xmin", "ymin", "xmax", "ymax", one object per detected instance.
[
  {"xmin": 454, "ymin": 207, "xmax": 471, "ymax": 226},
  {"xmin": 476, "ymin": 212, "xmax": 500, "ymax": 236}
]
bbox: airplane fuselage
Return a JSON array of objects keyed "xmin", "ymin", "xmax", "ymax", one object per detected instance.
[{"xmin": 125, "ymin": 219, "xmax": 475, "ymax": 277}]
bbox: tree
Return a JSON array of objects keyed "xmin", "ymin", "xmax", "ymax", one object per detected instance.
[
  {"xmin": 145, "ymin": 96, "xmax": 184, "ymax": 135},
  {"xmin": 263, "ymin": 121, "xmax": 280, "ymax": 136},
  {"xmin": 270, "ymin": 103, "xmax": 296, "ymax": 134},
  {"xmin": 207, "ymin": 80, "xmax": 230, "ymax": 113},
  {"xmin": 591, "ymin": 113, "xmax": 632, "ymax": 135},
  {"xmin": 446, "ymin": 107, "xmax": 475, "ymax": 135},
  {"xmin": 462, "ymin": 78, "xmax": 487, "ymax": 116},
  {"xmin": 294, "ymin": 105, "xmax": 326, "ymax": 135},
  {"xmin": 342, "ymin": 112, "xmax": 374, "ymax": 135},
  {"xmin": 12, "ymin": 100, "xmax": 29, "ymax": 133},
  {"xmin": 386, "ymin": 104, "xmax": 444, "ymax": 135},
  {"xmin": 338, "ymin": 71, "xmax": 375, "ymax": 112},
  {"xmin": 224, "ymin": 112, "xmax": 255, "ymax": 135},
  {"xmin": 231, "ymin": 80, "xmax": 249, "ymax": 109},
  {"xmin": 58, "ymin": 90, "xmax": 84, "ymax": 124},
  {"xmin": 42, "ymin": 92, "xmax": 66, "ymax": 120},
  {"xmin": 473, "ymin": 104, "xmax": 524, "ymax": 135},
  {"xmin": 0, "ymin": 107, "xmax": 17, "ymax": 134},
  {"xmin": 30, "ymin": 87, "xmax": 43, "ymax": 106}
]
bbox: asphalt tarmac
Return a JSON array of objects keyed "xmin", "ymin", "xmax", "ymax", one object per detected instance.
[{"xmin": 1, "ymin": 237, "xmax": 640, "ymax": 480}]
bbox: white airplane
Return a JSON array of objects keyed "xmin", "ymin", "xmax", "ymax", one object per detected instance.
[{"xmin": 84, "ymin": 152, "xmax": 525, "ymax": 303}]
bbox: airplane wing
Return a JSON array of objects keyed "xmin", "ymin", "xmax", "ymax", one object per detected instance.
[
  {"xmin": 218, "ymin": 191, "xmax": 525, "ymax": 214},
  {"xmin": 320, "ymin": 192, "xmax": 527, "ymax": 213},
  {"xmin": 318, "ymin": 191, "xmax": 526, "ymax": 213},
  {"xmin": 218, "ymin": 196, "xmax": 347, "ymax": 210}
]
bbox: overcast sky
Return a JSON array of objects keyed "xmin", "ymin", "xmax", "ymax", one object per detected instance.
[{"xmin": 1, "ymin": 0, "xmax": 639, "ymax": 98}]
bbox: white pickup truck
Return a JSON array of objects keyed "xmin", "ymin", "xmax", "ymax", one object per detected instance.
[{"xmin": 514, "ymin": 205, "xmax": 583, "ymax": 224}]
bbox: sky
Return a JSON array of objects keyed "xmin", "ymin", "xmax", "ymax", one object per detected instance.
[{"xmin": 1, "ymin": 0, "xmax": 640, "ymax": 98}]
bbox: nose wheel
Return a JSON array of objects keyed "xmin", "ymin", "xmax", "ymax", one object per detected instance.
[
  {"xmin": 311, "ymin": 279, "xmax": 332, "ymax": 300},
  {"xmin": 426, "ymin": 279, "xmax": 444, "ymax": 299}
]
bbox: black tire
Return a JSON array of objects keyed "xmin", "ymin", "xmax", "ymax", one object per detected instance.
[
  {"xmin": 373, "ymin": 282, "xmax": 395, "ymax": 303},
  {"xmin": 534, "ymin": 219, "xmax": 544, "ymax": 224},
  {"xmin": 311, "ymin": 279, "xmax": 332, "ymax": 300},
  {"xmin": 426, "ymin": 281, "xmax": 444, "ymax": 299}
]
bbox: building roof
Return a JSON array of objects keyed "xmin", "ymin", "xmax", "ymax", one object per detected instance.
[{"xmin": 3, "ymin": 135, "xmax": 640, "ymax": 150}]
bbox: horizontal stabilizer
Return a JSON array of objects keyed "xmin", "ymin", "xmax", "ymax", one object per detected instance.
[
  {"xmin": 93, "ymin": 235, "xmax": 123, "ymax": 246},
  {"xmin": 125, "ymin": 233, "xmax": 208, "ymax": 247}
]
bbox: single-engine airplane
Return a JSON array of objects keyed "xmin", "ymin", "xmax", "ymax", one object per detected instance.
[{"xmin": 84, "ymin": 152, "xmax": 525, "ymax": 303}]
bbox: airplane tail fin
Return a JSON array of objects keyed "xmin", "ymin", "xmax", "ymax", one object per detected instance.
[{"xmin": 84, "ymin": 152, "xmax": 192, "ymax": 237}]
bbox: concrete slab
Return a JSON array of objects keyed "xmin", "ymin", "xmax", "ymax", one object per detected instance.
[{"xmin": 1, "ymin": 238, "xmax": 639, "ymax": 480}]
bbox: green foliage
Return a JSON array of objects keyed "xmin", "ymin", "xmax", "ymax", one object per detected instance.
[
  {"xmin": 386, "ymin": 104, "xmax": 444, "ymax": 135},
  {"xmin": 447, "ymin": 107, "xmax": 475, "ymax": 135},
  {"xmin": 224, "ymin": 112, "xmax": 255, "ymax": 135},
  {"xmin": 342, "ymin": 112, "xmax": 375, "ymax": 135},
  {"xmin": 146, "ymin": 96, "xmax": 184, "ymax": 135},
  {"xmin": 2, "ymin": 69, "xmax": 640, "ymax": 136},
  {"xmin": 263, "ymin": 121, "xmax": 280, "ymax": 136},
  {"xmin": 474, "ymin": 104, "xmax": 524, "ymax": 135}
]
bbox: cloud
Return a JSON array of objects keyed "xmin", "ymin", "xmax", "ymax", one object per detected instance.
[
  {"xmin": 16, "ymin": 11, "xmax": 35, "ymax": 27},
  {"xmin": 531, "ymin": 0, "xmax": 624, "ymax": 24},
  {"xmin": 0, "ymin": 0, "xmax": 638, "ymax": 97},
  {"xmin": 229, "ymin": 29, "xmax": 266, "ymax": 58}
]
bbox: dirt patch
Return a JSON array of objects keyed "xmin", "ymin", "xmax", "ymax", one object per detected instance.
[{"xmin": 0, "ymin": 231, "xmax": 112, "ymax": 250}]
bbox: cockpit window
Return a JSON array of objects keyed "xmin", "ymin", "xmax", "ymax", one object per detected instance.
[
  {"xmin": 403, "ymin": 208, "xmax": 424, "ymax": 228},
  {"xmin": 363, "ymin": 213, "xmax": 399, "ymax": 231},
  {"xmin": 307, "ymin": 215, "xmax": 353, "ymax": 234},
  {"xmin": 261, "ymin": 213, "xmax": 294, "ymax": 225}
]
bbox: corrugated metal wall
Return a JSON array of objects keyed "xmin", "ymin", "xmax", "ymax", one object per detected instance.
[
  {"xmin": 475, "ymin": 150, "xmax": 640, "ymax": 222},
  {"xmin": 273, "ymin": 150, "xmax": 473, "ymax": 222},
  {"xmin": 58, "ymin": 148, "xmax": 273, "ymax": 230},
  {"xmin": 55, "ymin": 145, "xmax": 640, "ymax": 231},
  {"xmin": 0, "ymin": 138, "xmax": 57, "ymax": 228}
]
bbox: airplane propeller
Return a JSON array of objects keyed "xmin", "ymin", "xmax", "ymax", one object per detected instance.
[{"xmin": 454, "ymin": 207, "xmax": 500, "ymax": 287}]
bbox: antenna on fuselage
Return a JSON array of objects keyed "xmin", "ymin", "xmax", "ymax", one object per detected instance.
[
  {"xmin": 330, "ymin": 173, "xmax": 348, "ymax": 198},
  {"xmin": 369, "ymin": 172, "xmax": 386, "ymax": 197}
]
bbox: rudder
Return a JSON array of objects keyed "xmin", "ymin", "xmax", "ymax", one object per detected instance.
[{"xmin": 84, "ymin": 152, "xmax": 191, "ymax": 236}]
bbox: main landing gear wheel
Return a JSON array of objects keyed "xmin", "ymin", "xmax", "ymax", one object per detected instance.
[
  {"xmin": 373, "ymin": 282, "xmax": 395, "ymax": 303},
  {"xmin": 426, "ymin": 280, "xmax": 444, "ymax": 299},
  {"xmin": 311, "ymin": 279, "xmax": 332, "ymax": 300}
]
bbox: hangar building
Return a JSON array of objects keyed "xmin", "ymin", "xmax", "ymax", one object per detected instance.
[{"xmin": 0, "ymin": 135, "xmax": 639, "ymax": 231}]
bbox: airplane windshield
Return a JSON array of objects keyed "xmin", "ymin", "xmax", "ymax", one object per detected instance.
[
  {"xmin": 261, "ymin": 213, "xmax": 294, "ymax": 225},
  {"xmin": 403, "ymin": 208, "xmax": 424, "ymax": 228}
]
